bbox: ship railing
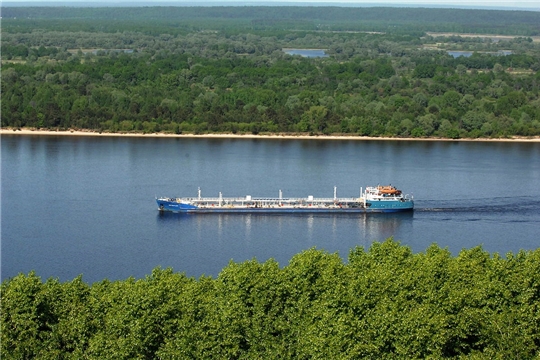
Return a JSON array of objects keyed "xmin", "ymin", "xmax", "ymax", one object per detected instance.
[{"xmin": 185, "ymin": 197, "xmax": 362, "ymax": 203}]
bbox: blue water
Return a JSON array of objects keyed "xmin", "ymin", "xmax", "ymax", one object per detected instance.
[
  {"xmin": 284, "ymin": 49, "xmax": 328, "ymax": 58},
  {"xmin": 2, "ymin": 136, "xmax": 539, "ymax": 283},
  {"xmin": 448, "ymin": 51, "xmax": 473, "ymax": 58},
  {"xmin": 447, "ymin": 50, "xmax": 513, "ymax": 58}
]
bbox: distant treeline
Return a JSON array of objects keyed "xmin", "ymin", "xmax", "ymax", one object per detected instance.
[
  {"xmin": 2, "ymin": 7, "xmax": 540, "ymax": 138},
  {"xmin": 2, "ymin": 239, "xmax": 539, "ymax": 358},
  {"xmin": 3, "ymin": 6, "xmax": 540, "ymax": 35}
]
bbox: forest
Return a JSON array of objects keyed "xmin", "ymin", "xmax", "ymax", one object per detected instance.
[
  {"xmin": 2, "ymin": 239, "xmax": 539, "ymax": 358},
  {"xmin": 1, "ymin": 6, "xmax": 540, "ymax": 138}
]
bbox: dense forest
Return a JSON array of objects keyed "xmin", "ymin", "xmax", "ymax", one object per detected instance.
[
  {"xmin": 3, "ymin": 6, "xmax": 540, "ymax": 35},
  {"xmin": 2, "ymin": 6, "xmax": 540, "ymax": 138},
  {"xmin": 2, "ymin": 239, "xmax": 539, "ymax": 358}
]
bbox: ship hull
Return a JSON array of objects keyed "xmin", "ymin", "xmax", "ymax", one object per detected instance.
[{"xmin": 156, "ymin": 199, "xmax": 413, "ymax": 214}]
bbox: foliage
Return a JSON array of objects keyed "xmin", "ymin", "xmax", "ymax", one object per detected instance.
[
  {"xmin": 2, "ymin": 239, "xmax": 540, "ymax": 359},
  {"xmin": 3, "ymin": 7, "xmax": 540, "ymax": 35},
  {"xmin": 1, "ymin": 7, "xmax": 540, "ymax": 138}
]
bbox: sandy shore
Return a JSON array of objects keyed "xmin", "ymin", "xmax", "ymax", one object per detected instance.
[{"xmin": 1, "ymin": 128, "xmax": 539, "ymax": 142}]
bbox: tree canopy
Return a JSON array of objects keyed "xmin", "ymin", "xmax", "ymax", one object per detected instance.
[
  {"xmin": 2, "ymin": 239, "xmax": 539, "ymax": 358},
  {"xmin": 2, "ymin": 6, "xmax": 540, "ymax": 138}
]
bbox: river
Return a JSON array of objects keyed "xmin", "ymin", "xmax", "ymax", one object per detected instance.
[{"xmin": 2, "ymin": 135, "xmax": 539, "ymax": 283}]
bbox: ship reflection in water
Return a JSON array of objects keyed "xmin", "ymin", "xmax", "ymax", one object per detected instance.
[
  {"xmin": 357, "ymin": 212, "xmax": 414, "ymax": 242},
  {"xmin": 157, "ymin": 211, "xmax": 414, "ymax": 254}
]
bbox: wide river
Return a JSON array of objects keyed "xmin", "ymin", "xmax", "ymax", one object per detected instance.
[{"xmin": 2, "ymin": 135, "xmax": 539, "ymax": 283}]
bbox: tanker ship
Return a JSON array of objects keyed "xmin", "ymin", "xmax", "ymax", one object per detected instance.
[{"xmin": 156, "ymin": 185, "xmax": 413, "ymax": 213}]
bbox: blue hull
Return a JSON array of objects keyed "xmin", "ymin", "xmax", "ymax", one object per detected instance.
[{"xmin": 156, "ymin": 199, "xmax": 413, "ymax": 214}]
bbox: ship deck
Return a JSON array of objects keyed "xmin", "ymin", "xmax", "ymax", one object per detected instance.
[
  {"xmin": 176, "ymin": 196, "xmax": 366, "ymax": 208},
  {"xmin": 157, "ymin": 186, "xmax": 413, "ymax": 213}
]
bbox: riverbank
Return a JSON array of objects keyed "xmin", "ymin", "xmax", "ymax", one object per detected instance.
[{"xmin": 2, "ymin": 128, "xmax": 540, "ymax": 142}]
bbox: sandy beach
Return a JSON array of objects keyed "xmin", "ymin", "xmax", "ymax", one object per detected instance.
[{"xmin": 1, "ymin": 128, "xmax": 539, "ymax": 142}]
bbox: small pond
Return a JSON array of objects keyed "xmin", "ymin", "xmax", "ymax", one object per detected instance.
[
  {"xmin": 447, "ymin": 50, "xmax": 513, "ymax": 58},
  {"xmin": 283, "ymin": 49, "xmax": 328, "ymax": 58}
]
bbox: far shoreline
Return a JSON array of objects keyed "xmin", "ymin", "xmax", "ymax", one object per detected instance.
[{"xmin": 1, "ymin": 128, "xmax": 540, "ymax": 142}]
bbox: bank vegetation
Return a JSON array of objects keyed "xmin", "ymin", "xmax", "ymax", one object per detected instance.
[
  {"xmin": 2, "ymin": 239, "xmax": 539, "ymax": 358},
  {"xmin": 2, "ymin": 6, "xmax": 540, "ymax": 138}
]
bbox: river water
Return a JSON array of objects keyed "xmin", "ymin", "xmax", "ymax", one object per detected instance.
[{"xmin": 2, "ymin": 135, "xmax": 539, "ymax": 283}]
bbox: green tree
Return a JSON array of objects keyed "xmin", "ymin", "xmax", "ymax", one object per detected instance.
[{"xmin": 301, "ymin": 105, "xmax": 328, "ymax": 133}]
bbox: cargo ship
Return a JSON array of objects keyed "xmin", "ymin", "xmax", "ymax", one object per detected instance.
[{"xmin": 156, "ymin": 185, "xmax": 413, "ymax": 213}]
